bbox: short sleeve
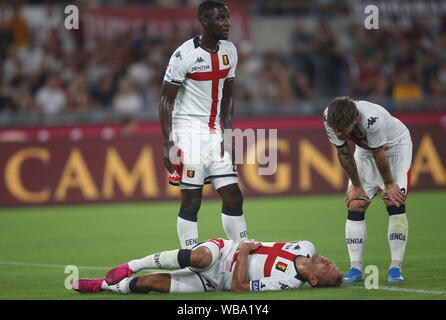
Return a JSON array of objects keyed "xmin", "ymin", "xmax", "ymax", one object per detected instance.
[
  {"xmin": 226, "ymin": 43, "xmax": 237, "ymax": 79},
  {"xmin": 364, "ymin": 114, "xmax": 387, "ymax": 148},
  {"xmin": 164, "ymin": 48, "xmax": 188, "ymax": 85},
  {"xmin": 323, "ymin": 108, "xmax": 345, "ymax": 147},
  {"xmin": 250, "ymin": 276, "xmax": 303, "ymax": 292}
]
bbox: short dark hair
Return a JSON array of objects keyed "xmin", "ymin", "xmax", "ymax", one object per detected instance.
[
  {"xmin": 198, "ymin": 0, "xmax": 226, "ymax": 21},
  {"xmin": 326, "ymin": 96, "xmax": 358, "ymax": 132}
]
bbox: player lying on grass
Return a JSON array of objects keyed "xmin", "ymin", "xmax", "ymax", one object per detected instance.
[{"xmin": 73, "ymin": 239, "xmax": 343, "ymax": 294}]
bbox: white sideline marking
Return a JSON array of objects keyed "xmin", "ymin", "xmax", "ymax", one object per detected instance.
[
  {"xmin": 0, "ymin": 260, "xmax": 109, "ymax": 270},
  {"xmin": 346, "ymin": 285, "xmax": 446, "ymax": 295},
  {"xmin": 0, "ymin": 260, "xmax": 158, "ymax": 272}
]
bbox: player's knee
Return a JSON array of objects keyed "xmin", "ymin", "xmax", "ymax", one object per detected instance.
[
  {"xmin": 181, "ymin": 197, "xmax": 202, "ymax": 213},
  {"xmin": 220, "ymin": 184, "xmax": 243, "ymax": 208},
  {"xmin": 348, "ymin": 200, "xmax": 369, "ymax": 212},
  {"xmin": 224, "ymin": 195, "xmax": 243, "ymax": 209},
  {"xmin": 190, "ymin": 246, "xmax": 213, "ymax": 269},
  {"xmin": 138, "ymin": 274, "xmax": 170, "ymax": 293}
]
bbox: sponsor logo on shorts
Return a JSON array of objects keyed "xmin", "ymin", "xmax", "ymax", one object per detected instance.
[{"xmin": 186, "ymin": 168, "xmax": 195, "ymax": 178}]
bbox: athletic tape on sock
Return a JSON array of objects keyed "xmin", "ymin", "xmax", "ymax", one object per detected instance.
[
  {"xmin": 347, "ymin": 210, "xmax": 365, "ymax": 221},
  {"xmin": 178, "ymin": 208, "xmax": 198, "ymax": 222},
  {"xmin": 386, "ymin": 205, "xmax": 406, "ymax": 215},
  {"xmin": 177, "ymin": 249, "xmax": 191, "ymax": 268},
  {"xmin": 222, "ymin": 206, "xmax": 243, "ymax": 216}
]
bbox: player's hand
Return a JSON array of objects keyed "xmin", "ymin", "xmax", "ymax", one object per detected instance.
[
  {"xmin": 345, "ymin": 185, "xmax": 370, "ymax": 207},
  {"xmin": 237, "ymin": 239, "xmax": 262, "ymax": 252},
  {"xmin": 163, "ymin": 141, "xmax": 177, "ymax": 173},
  {"xmin": 382, "ymin": 182, "xmax": 406, "ymax": 207}
]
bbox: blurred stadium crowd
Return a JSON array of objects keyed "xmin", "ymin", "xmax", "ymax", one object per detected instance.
[{"xmin": 1, "ymin": 0, "xmax": 446, "ymax": 125}]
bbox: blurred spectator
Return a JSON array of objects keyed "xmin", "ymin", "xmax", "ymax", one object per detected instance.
[
  {"xmin": 11, "ymin": 82, "xmax": 34, "ymax": 113},
  {"xmin": 290, "ymin": 23, "xmax": 315, "ymax": 82},
  {"xmin": 112, "ymin": 78, "xmax": 143, "ymax": 114},
  {"xmin": 35, "ymin": 75, "xmax": 67, "ymax": 114},
  {"xmin": 392, "ymin": 70, "xmax": 423, "ymax": 111},
  {"xmin": 17, "ymin": 38, "xmax": 44, "ymax": 77},
  {"xmin": 68, "ymin": 73, "xmax": 95, "ymax": 111},
  {"xmin": 312, "ymin": 22, "xmax": 347, "ymax": 97},
  {"xmin": 127, "ymin": 54, "xmax": 153, "ymax": 91},
  {"xmin": 0, "ymin": 83, "xmax": 13, "ymax": 113},
  {"xmin": 4, "ymin": 4, "xmax": 30, "ymax": 48},
  {"xmin": 92, "ymin": 71, "xmax": 117, "ymax": 109},
  {"xmin": 291, "ymin": 71, "xmax": 314, "ymax": 99}
]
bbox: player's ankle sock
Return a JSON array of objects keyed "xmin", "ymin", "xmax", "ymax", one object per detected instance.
[
  {"xmin": 221, "ymin": 207, "xmax": 247, "ymax": 244},
  {"xmin": 177, "ymin": 208, "xmax": 199, "ymax": 249},
  {"xmin": 128, "ymin": 249, "xmax": 191, "ymax": 272},
  {"xmin": 387, "ymin": 206, "xmax": 408, "ymax": 268},
  {"xmin": 102, "ymin": 277, "xmax": 131, "ymax": 294},
  {"xmin": 346, "ymin": 210, "xmax": 366, "ymax": 270}
]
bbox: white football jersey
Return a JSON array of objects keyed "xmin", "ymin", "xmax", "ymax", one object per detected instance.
[
  {"xmin": 323, "ymin": 100, "xmax": 411, "ymax": 153},
  {"xmin": 164, "ymin": 36, "xmax": 238, "ymax": 136},
  {"xmin": 229, "ymin": 240, "xmax": 316, "ymax": 291}
]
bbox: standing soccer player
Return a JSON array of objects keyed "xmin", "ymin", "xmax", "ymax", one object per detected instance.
[
  {"xmin": 159, "ymin": 0, "xmax": 247, "ymax": 249},
  {"xmin": 323, "ymin": 96, "xmax": 412, "ymax": 283}
]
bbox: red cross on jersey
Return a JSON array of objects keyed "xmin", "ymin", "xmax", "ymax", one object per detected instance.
[
  {"xmin": 230, "ymin": 241, "xmax": 316, "ymax": 282},
  {"xmin": 164, "ymin": 36, "xmax": 238, "ymax": 135}
]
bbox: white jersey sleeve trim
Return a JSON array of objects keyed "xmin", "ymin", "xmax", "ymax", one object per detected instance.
[{"xmin": 250, "ymin": 276, "xmax": 303, "ymax": 292}]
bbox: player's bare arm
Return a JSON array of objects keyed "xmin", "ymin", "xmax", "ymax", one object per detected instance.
[
  {"xmin": 336, "ymin": 143, "xmax": 369, "ymax": 206},
  {"xmin": 220, "ymin": 78, "xmax": 235, "ymax": 161},
  {"xmin": 159, "ymin": 80, "xmax": 180, "ymax": 173},
  {"xmin": 371, "ymin": 146, "xmax": 406, "ymax": 207},
  {"xmin": 231, "ymin": 239, "xmax": 262, "ymax": 292}
]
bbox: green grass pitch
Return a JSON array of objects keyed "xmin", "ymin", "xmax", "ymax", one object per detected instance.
[{"xmin": 0, "ymin": 190, "xmax": 445, "ymax": 300}]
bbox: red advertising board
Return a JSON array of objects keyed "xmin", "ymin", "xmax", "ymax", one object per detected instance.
[{"xmin": 0, "ymin": 113, "xmax": 445, "ymax": 206}]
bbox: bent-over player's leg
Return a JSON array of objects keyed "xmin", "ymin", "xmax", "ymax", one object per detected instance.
[
  {"xmin": 344, "ymin": 154, "xmax": 375, "ymax": 283},
  {"xmin": 216, "ymin": 183, "xmax": 247, "ymax": 244},
  {"xmin": 383, "ymin": 148, "xmax": 411, "ymax": 282},
  {"xmin": 344, "ymin": 198, "xmax": 370, "ymax": 283}
]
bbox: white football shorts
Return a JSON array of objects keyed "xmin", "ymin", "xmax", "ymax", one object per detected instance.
[
  {"xmin": 349, "ymin": 139, "xmax": 413, "ymax": 199},
  {"xmin": 169, "ymin": 132, "xmax": 238, "ymax": 190}
]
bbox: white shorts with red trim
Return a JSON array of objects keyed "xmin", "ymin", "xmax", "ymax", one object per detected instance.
[
  {"xmin": 349, "ymin": 139, "xmax": 413, "ymax": 199},
  {"xmin": 168, "ymin": 133, "xmax": 238, "ymax": 190}
]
